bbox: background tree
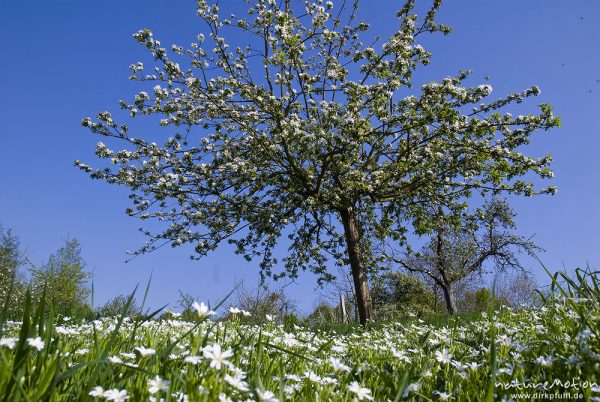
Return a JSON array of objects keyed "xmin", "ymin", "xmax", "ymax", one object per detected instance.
[
  {"xmin": 304, "ymin": 302, "xmax": 339, "ymax": 326},
  {"xmin": 77, "ymin": 0, "xmax": 559, "ymax": 324},
  {"xmin": 386, "ymin": 199, "xmax": 540, "ymax": 314},
  {"xmin": 496, "ymin": 271, "xmax": 538, "ymax": 308},
  {"xmin": 371, "ymin": 271, "xmax": 435, "ymax": 320},
  {"xmin": 232, "ymin": 282, "xmax": 296, "ymax": 325},
  {"xmin": 97, "ymin": 294, "xmax": 141, "ymax": 318},
  {"xmin": 30, "ymin": 239, "xmax": 92, "ymax": 318},
  {"xmin": 0, "ymin": 225, "xmax": 27, "ymax": 318},
  {"xmin": 457, "ymin": 287, "xmax": 508, "ymax": 312}
]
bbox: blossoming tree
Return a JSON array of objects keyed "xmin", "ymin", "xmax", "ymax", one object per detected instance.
[{"xmin": 77, "ymin": 0, "xmax": 559, "ymax": 324}]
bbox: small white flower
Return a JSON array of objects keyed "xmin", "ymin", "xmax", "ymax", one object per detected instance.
[
  {"xmin": 496, "ymin": 366, "xmax": 513, "ymax": 376},
  {"xmin": 203, "ymin": 343, "xmax": 234, "ymax": 370},
  {"xmin": 284, "ymin": 385, "xmax": 299, "ymax": 395},
  {"xmin": 0, "ymin": 337, "xmax": 17, "ymax": 349},
  {"xmin": 348, "ymin": 381, "xmax": 374, "ymax": 401},
  {"xmin": 224, "ymin": 368, "xmax": 249, "ymax": 391},
  {"xmin": 436, "ymin": 391, "xmax": 453, "ymax": 401},
  {"xmin": 108, "ymin": 356, "xmax": 123, "ymax": 364},
  {"xmin": 256, "ymin": 389, "xmax": 279, "ymax": 402},
  {"xmin": 330, "ymin": 357, "xmax": 351, "ymax": 372},
  {"xmin": 535, "ymin": 355, "xmax": 554, "ymax": 367},
  {"xmin": 26, "ymin": 337, "xmax": 44, "ymax": 351},
  {"xmin": 392, "ymin": 349, "xmax": 412, "ymax": 362},
  {"xmin": 304, "ymin": 370, "xmax": 321, "ymax": 382},
  {"xmin": 285, "ymin": 374, "xmax": 302, "ymax": 382},
  {"xmin": 183, "ymin": 355, "xmax": 203, "ymax": 365},
  {"xmin": 89, "ymin": 386, "xmax": 105, "ymax": 397},
  {"xmin": 228, "ymin": 307, "xmax": 241, "ymax": 314},
  {"xmin": 265, "ymin": 314, "xmax": 274, "ymax": 322},
  {"xmin": 148, "ymin": 375, "xmax": 170, "ymax": 394},
  {"xmin": 104, "ymin": 389, "xmax": 129, "ymax": 401},
  {"xmin": 192, "ymin": 301, "xmax": 215, "ymax": 319},
  {"xmin": 134, "ymin": 346, "xmax": 156, "ymax": 357},
  {"xmin": 435, "ymin": 348, "xmax": 452, "ymax": 364},
  {"xmin": 173, "ymin": 391, "xmax": 189, "ymax": 401},
  {"xmin": 218, "ymin": 393, "xmax": 232, "ymax": 402},
  {"xmin": 497, "ymin": 335, "xmax": 512, "ymax": 347},
  {"xmin": 402, "ymin": 383, "xmax": 419, "ymax": 398}
]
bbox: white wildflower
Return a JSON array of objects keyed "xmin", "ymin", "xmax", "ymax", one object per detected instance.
[
  {"xmin": 348, "ymin": 381, "xmax": 374, "ymax": 401},
  {"xmin": 89, "ymin": 386, "xmax": 106, "ymax": 397},
  {"xmin": 148, "ymin": 375, "xmax": 170, "ymax": 394},
  {"xmin": 256, "ymin": 389, "xmax": 279, "ymax": 402},
  {"xmin": 26, "ymin": 337, "xmax": 44, "ymax": 351},
  {"xmin": 134, "ymin": 346, "xmax": 156, "ymax": 357},
  {"xmin": 192, "ymin": 301, "xmax": 215, "ymax": 319},
  {"xmin": 0, "ymin": 337, "xmax": 17, "ymax": 349},
  {"xmin": 203, "ymin": 343, "xmax": 233, "ymax": 370},
  {"xmin": 435, "ymin": 348, "xmax": 452, "ymax": 364}
]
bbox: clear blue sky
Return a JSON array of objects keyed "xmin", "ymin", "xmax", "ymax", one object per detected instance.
[{"xmin": 1, "ymin": 0, "xmax": 598, "ymax": 314}]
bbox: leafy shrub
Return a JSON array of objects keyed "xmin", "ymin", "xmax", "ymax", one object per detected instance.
[{"xmin": 371, "ymin": 271, "xmax": 436, "ymax": 320}]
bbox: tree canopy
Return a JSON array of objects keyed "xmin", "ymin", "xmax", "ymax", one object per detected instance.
[
  {"xmin": 30, "ymin": 239, "xmax": 92, "ymax": 318},
  {"xmin": 77, "ymin": 0, "xmax": 559, "ymax": 324},
  {"xmin": 0, "ymin": 225, "xmax": 27, "ymax": 317},
  {"xmin": 386, "ymin": 199, "xmax": 541, "ymax": 313}
]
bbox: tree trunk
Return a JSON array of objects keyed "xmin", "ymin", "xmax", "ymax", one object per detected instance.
[
  {"xmin": 340, "ymin": 293, "xmax": 348, "ymax": 324},
  {"xmin": 339, "ymin": 206, "xmax": 373, "ymax": 325},
  {"xmin": 441, "ymin": 283, "xmax": 457, "ymax": 314}
]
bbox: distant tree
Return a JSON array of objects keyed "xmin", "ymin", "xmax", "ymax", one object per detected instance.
[
  {"xmin": 458, "ymin": 285, "xmax": 514, "ymax": 312},
  {"xmin": 0, "ymin": 225, "xmax": 27, "ymax": 317},
  {"xmin": 30, "ymin": 239, "xmax": 92, "ymax": 318},
  {"xmin": 305, "ymin": 302, "xmax": 339, "ymax": 326},
  {"xmin": 233, "ymin": 282, "xmax": 296, "ymax": 325},
  {"xmin": 420, "ymin": 269, "xmax": 484, "ymax": 313},
  {"xmin": 496, "ymin": 271, "xmax": 538, "ymax": 308},
  {"xmin": 371, "ymin": 271, "xmax": 435, "ymax": 319},
  {"xmin": 78, "ymin": 0, "xmax": 559, "ymax": 324},
  {"xmin": 176, "ymin": 289, "xmax": 202, "ymax": 321},
  {"xmin": 97, "ymin": 294, "xmax": 141, "ymax": 318},
  {"xmin": 386, "ymin": 199, "xmax": 540, "ymax": 314}
]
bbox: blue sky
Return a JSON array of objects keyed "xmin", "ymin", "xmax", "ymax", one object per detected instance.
[{"xmin": 0, "ymin": 0, "xmax": 598, "ymax": 314}]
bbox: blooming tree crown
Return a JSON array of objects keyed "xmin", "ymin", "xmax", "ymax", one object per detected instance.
[{"xmin": 77, "ymin": 0, "xmax": 560, "ymax": 282}]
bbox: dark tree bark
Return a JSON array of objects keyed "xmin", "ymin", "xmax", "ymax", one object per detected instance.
[
  {"xmin": 440, "ymin": 282, "xmax": 457, "ymax": 314},
  {"xmin": 339, "ymin": 206, "xmax": 373, "ymax": 325},
  {"xmin": 435, "ymin": 225, "xmax": 457, "ymax": 314}
]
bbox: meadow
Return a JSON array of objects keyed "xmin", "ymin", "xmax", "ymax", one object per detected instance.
[{"xmin": 0, "ymin": 269, "xmax": 598, "ymax": 402}]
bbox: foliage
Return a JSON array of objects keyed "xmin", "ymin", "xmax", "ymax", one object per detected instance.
[
  {"xmin": 0, "ymin": 268, "xmax": 598, "ymax": 400},
  {"xmin": 175, "ymin": 290, "xmax": 202, "ymax": 322},
  {"xmin": 304, "ymin": 302, "xmax": 339, "ymax": 326},
  {"xmin": 457, "ymin": 287, "xmax": 509, "ymax": 313},
  {"xmin": 0, "ymin": 225, "xmax": 27, "ymax": 318},
  {"xmin": 77, "ymin": 0, "xmax": 560, "ymax": 324},
  {"xmin": 230, "ymin": 283, "xmax": 296, "ymax": 325},
  {"xmin": 387, "ymin": 199, "xmax": 540, "ymax": 314},
  {"xmin": 371, "ymin": 271, "xmax": 435, "ymax": 320},
  {"xmin": 30, "ymin": 239, "xmax": 92, "ymax": 319},
  {"xmin": 97, "ymin": 294, "xmax": 141, "ymax": 318}
]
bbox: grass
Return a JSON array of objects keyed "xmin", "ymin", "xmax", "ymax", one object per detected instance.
[{"xmin": 0, "ymin": 268, "xmax": 599, "ymax": 401}]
